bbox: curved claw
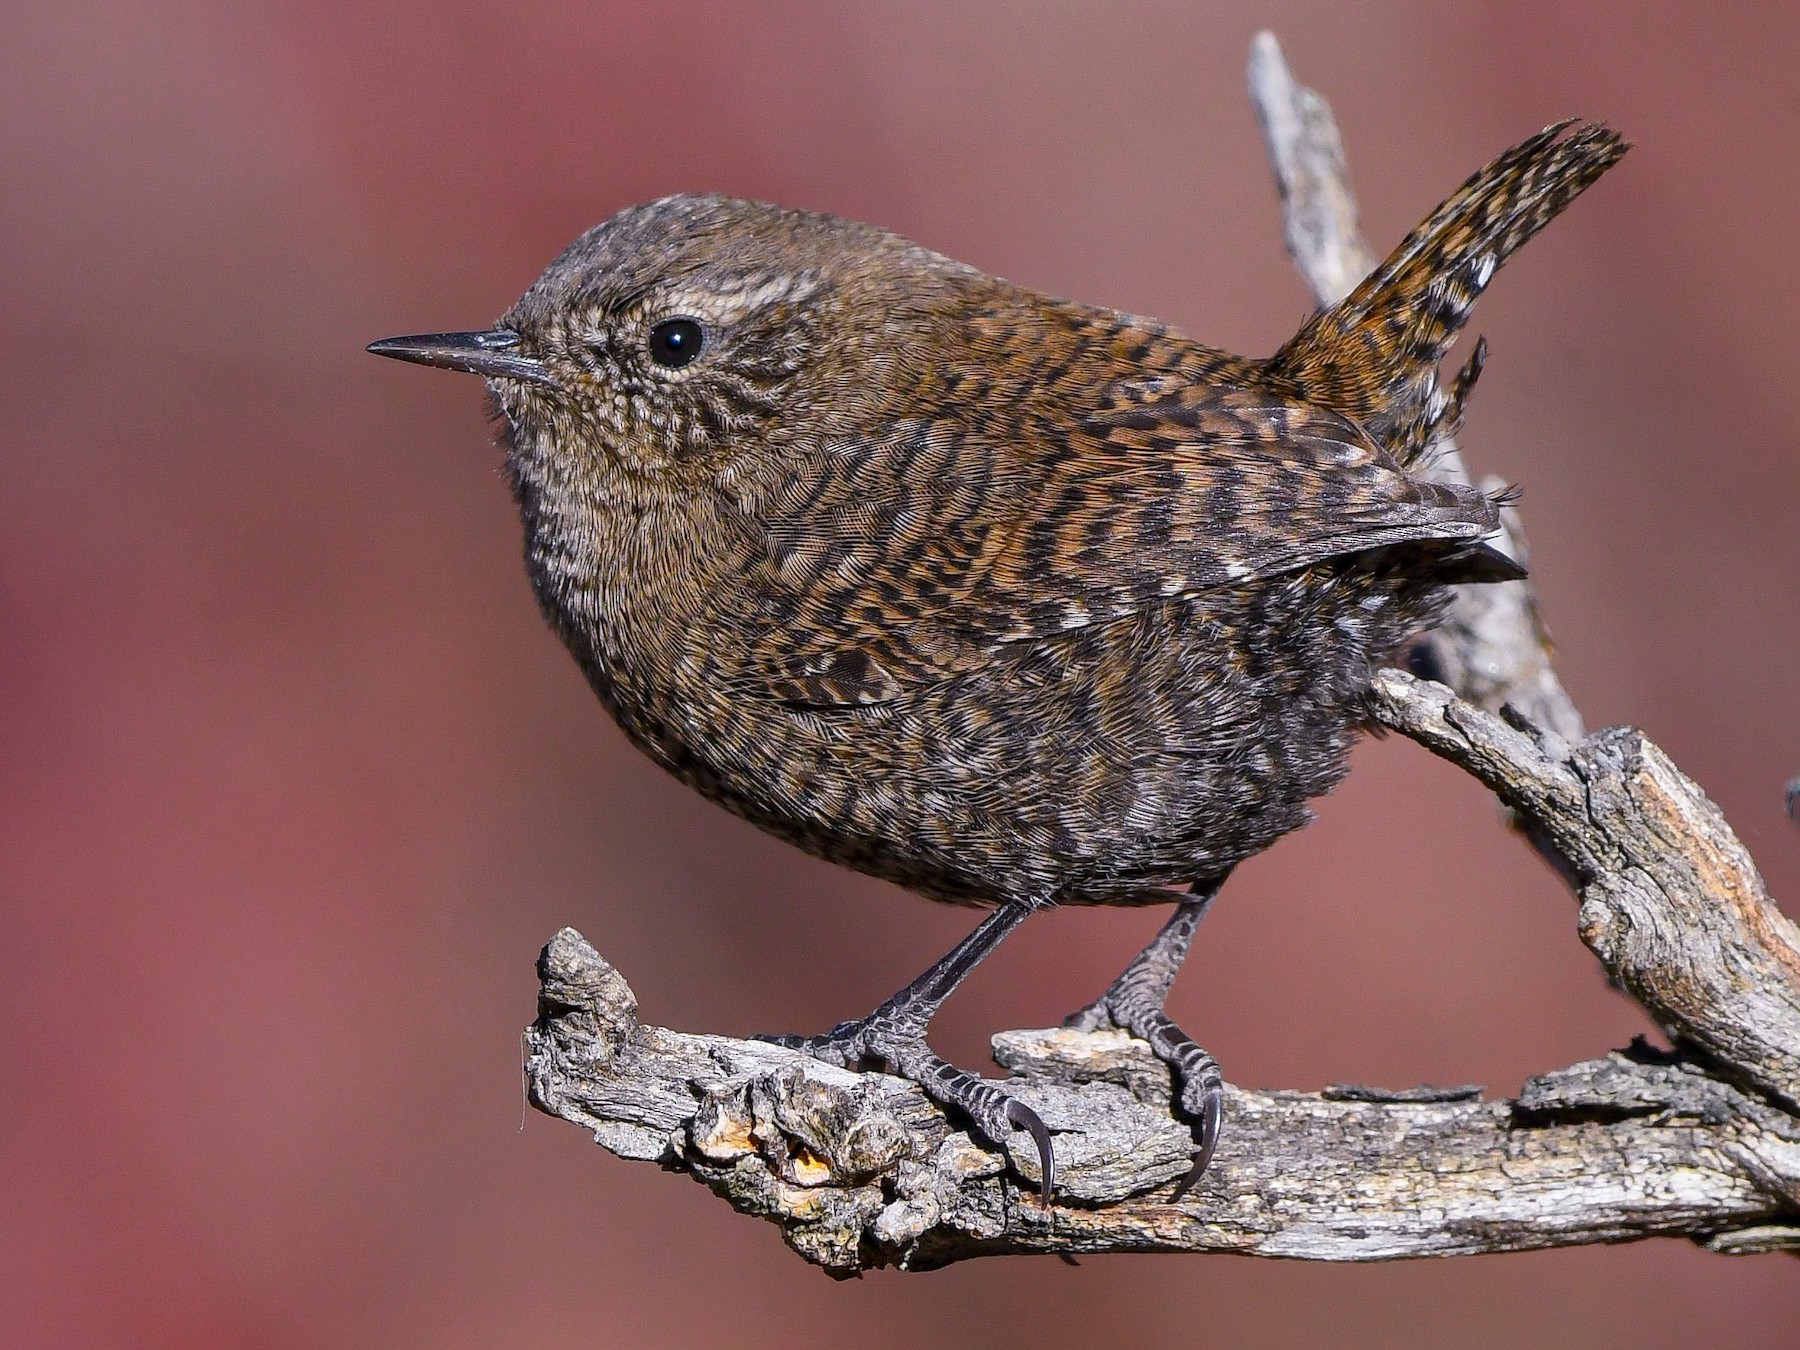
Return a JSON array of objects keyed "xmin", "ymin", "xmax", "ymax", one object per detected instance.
[
  {"xmin": 1169, "ymin": 1082, "xmax": 1223, "ymax": 1202},
  {"xmin": 1006, "ymin": 1096, "xmax": 1056, "ymax": 1205}
]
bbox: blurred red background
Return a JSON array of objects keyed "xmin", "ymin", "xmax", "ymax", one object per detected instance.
[{"xmin": 4, "ymin": 2, "xmax": 1797, "ymax": 1346}]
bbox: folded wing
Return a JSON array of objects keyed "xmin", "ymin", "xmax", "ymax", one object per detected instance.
[{"xmin": 725, "ymin": 375, "xmax": 1506, "ymax": 706}]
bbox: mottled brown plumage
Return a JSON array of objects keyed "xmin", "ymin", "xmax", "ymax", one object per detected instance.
[{"xmin": 371, "ymin": 121, "xmax": 1626, "ymax": 1200}]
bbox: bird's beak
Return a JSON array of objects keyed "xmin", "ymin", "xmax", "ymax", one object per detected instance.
[{"xmin": 366, "ymin": 327, "xmax": 554, "ymax": 386}]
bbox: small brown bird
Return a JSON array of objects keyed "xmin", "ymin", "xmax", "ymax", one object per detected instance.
[{"xmin": 372, "ymin": 121, "xmax": 1625, "ymax": 1201}]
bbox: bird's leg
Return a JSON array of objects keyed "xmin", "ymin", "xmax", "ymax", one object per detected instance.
[
  {"xmin": 1062, "ymin": 878, "xmax": 1227, "ymax": 1198},
  {"xmin": 757, "ymin": 897, "xmax": 1056, "ymax": 1200}
]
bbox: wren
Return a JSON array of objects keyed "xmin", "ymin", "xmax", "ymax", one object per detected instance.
[{"xmin": 371, "ymin": 121, "xmax": 1626, "ymax": 1201}]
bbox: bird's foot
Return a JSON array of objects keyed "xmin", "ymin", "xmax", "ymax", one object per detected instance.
[
  {"xmin": 757, "ymin": 1009, "xmax": 1056, "ymax": 1202},
  {"xmin": 755, "ymin": 1013, "xmax": 891, "ymax": 1067},
  {"xmin": 1061, "ymin": 988, "xmax": 1223, "ymax": 1199}
]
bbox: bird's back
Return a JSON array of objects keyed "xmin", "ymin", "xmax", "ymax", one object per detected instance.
[{"xmin": 582, "ymin": 302, "xmax": 1485, "ymax": 905}]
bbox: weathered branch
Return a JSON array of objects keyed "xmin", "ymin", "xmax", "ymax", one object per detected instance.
[
  {"xmin": 1367, "ymin": 672, "xmax": 1800, "ymax": 1114},
  {"xmin": 521, "ymin": 34, "xmax": 1799, "ymax": 1273}
]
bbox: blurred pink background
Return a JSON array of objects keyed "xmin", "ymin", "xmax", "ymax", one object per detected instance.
[{"xmin": 4, "ymin": 2, "xmax": 1797, "ymax": 1346}]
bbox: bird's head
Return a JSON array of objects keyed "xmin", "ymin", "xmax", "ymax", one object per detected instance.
[{"xmin": 370, "ymin": 194, "xmax": 988, "ymax": 491}]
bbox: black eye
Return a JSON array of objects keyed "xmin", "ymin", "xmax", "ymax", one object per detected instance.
[{"xmin": 647, "ymin": 317, "xmax": 704, "ymax": 368}]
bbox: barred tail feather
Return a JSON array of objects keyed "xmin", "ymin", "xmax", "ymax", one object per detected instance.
[{"xmin": 1269, "ymin": 120, "xmax": 1628, "ymax": 464}]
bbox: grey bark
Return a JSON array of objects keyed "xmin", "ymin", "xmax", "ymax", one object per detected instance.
[{"xmin": 521, "ymin": 34, "xmax": 1800, "ymax": 1274}]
